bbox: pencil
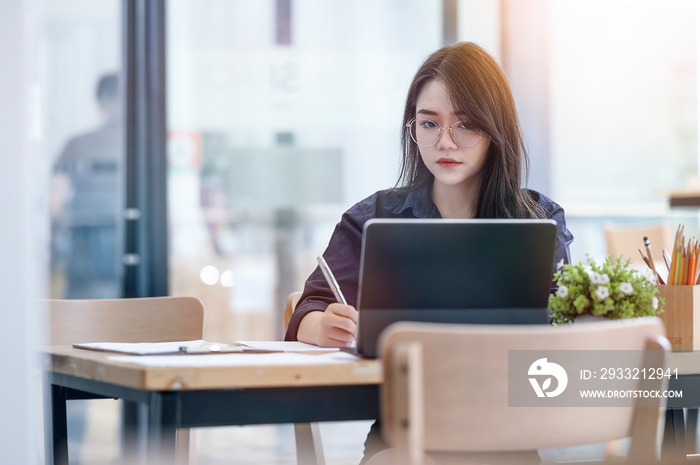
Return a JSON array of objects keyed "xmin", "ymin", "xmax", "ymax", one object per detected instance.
[
  {"xmin": 669, "ymin": 244, "xmax": 677, "ymax": 285},
  {"xmin": 689, "ymin": 240, "xmax": 697, "ymax": 287},
  {"xmin": 673, "ymin": 225, "xmax": 682, "ymax": 285},
  {"xmin": 639, "ymin": 248, "xmax": 664, "ymax": 284},
  {"xmin": 643, "ymin": 236, "xmax": 659, "ymax": 284},
  {"xmin": 688, "ymin": 241, "xmax": 693, "ymax": 284},
  {"xmin": 638, "ymin": 248, "xmax": 650, "ymax": 267},
  {"xmin": 696, "ymin": 241, "xmax": 700, "ymax": 284},
  {"xmin": 669, "ymin": 224, "xmax": 682, "ymax": 284},
  {"xmin": 680, "ymin": 243, "xmax": 687, "ymax": 285},
  {"xmin": 686, "ymin": 240, "xmax": 693, "ymax": 285}
]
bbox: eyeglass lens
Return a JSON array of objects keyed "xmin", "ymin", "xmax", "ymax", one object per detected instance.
[{"xmin": 409, "ymin": 118, "xmax": 481, "ymax": 148}]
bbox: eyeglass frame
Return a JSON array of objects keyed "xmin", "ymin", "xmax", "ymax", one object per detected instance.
[{"xmin": 406, "ymin": 117, "xmax": 483, "ymax": 149}]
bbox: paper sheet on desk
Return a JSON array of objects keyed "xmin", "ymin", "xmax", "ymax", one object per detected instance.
[
  {"xmin": 74, "ymin": 340, "xmax": 209, "ymax": 355},
  {"xmin": 108, "ymin": 351, "xmax": 360, "ymax": 367},
  {"xmin": 237, "ymin": 341, "xmax": 339, "ymax": 352},
  {"xmin": 74, "ymin": 340, "xmax": 337, "ymax": 355}
]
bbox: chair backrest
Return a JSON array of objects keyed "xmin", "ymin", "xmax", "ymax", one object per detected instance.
[
  {"xmin": 46, "ymin": 296, "xmax": 204, "ymax": 345},
  {"xmin": 283, "ymin": 291, "xmax": 303, "ymax": 331},
  {"xmin": 378, "ymin": 318, "xmax": 669, "ymax": 462},
  {"xmin": 604, "ymin": 222, "xmax": 672, "ymax": 264}
]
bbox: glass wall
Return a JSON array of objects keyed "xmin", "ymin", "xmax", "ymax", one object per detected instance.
[
  {"xmin": 46, "ymin": 0, "xmax": 124, "ymax": 300},
  {"xmin": 546, "ymin": 0, "xmax": 699, "ymax": 260},
  {"xmin": 167, "ymin": 0, "xmax": 444, "ymax": 341}
]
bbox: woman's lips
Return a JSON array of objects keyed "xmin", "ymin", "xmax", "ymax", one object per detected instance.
[{"xmin": 437, "ymin": 158, "xmax": 461, "ymax": 167}]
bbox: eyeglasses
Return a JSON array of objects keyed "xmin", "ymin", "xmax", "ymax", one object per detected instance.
[{"xmin": 406, "ymin": 117, "xmax": 483, "ymax": 149}]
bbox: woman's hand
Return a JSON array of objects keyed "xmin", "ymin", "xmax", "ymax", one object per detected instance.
[{"xmin": 298, "ymin": 303, "xmax": 358, "ymax": 347}]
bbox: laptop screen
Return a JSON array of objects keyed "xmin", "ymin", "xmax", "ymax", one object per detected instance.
[{"xmin": 355, "ymin": 219, "xmax": 558, "ymax": 357}]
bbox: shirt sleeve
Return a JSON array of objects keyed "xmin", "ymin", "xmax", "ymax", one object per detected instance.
[
  {"xmin": 548, "ymin": 203, "xmax": 574, "ymax": 291},
  {"xmin": 284, "ymin": 201, "xmax": 367, "ymax": 341}
]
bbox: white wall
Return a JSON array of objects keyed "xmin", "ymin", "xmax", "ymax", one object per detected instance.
[{"xmin": 0, "ymin": 0, "xmax": 44, "ymax": 462}]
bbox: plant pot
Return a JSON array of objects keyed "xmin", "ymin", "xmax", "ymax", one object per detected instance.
[{"xmin": 574, "ymin": 314, "xmax": 608, "ymax": 323}]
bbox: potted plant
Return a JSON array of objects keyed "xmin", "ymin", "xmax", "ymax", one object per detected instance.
[{"xmin": 548, "ymin": 254, "xmax": 663, "ymax": 324}]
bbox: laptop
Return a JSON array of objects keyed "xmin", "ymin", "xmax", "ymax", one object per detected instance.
[{"xmin": 351, "ymin": 218, "xmax": 558, "ymax": 358}]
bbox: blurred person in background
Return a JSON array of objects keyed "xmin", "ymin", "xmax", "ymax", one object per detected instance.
[{"xmin": 51, "ymin": 72, "xmax": 121, "ymax": 300}]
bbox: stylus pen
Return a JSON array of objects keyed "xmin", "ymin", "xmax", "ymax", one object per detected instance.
[
  {"xmin": 662, "ymin": 248, "xmax": 672, "ymax": 271},
  {"xmin": 317, "ymin": 255, "xmax": 348, "ymax": 305}
]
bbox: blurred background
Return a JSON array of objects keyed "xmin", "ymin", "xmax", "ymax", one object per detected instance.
[
  {"xmin": 43, "ymin": 0, "xmax": 700, "ymax": 344},
  {"xmin": 9, "ymin": 0, "xmax": 699, "ymax": 462}
]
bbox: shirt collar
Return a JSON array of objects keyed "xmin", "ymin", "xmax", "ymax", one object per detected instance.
[{"xmin": 387, "ymin": 185, "xmax": 441, "ymax": 218}]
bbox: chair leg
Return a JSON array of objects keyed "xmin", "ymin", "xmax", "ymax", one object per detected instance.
[
  {"xmin": 176, "ymin": 428, "xmax": 196, "ymax": 465},
  {"xmin": 687, "ymin": 408, "xmax": 698, "ymax": 455},
  {"xmin": 663, "ymin": 408, "xmax": 688, "ymax": 462},
  {"xmin": 294, "ymin": 422, "xmax": 325, "ymax": 465}
]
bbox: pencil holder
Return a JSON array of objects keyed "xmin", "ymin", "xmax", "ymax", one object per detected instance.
[{"xmin": 658, "ymin": 285, "xmax": 700, "ymax": 351}]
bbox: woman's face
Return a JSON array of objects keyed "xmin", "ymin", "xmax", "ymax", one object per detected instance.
[{"xmin": 414, "ymin": 79, "xmax": 490, "ymax": 192}]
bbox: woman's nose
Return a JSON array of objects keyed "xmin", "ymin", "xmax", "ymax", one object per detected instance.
[{"xmin": 435, "ymin": 127, "xmax": 458, "ymax": 149}]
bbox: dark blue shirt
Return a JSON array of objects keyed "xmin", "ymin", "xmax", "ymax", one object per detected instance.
[{"xmin": 284, "ymin": 186, "xmax": 574, "ymax": 341}]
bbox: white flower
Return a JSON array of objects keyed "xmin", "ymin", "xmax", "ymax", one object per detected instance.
[
  {"xmin": 556, "ymin": 284, "xmax": 569, "ymax": 298},
  {"xmin": 636, "ymin": 267, "xmax": 656, "ymax": 284},
  {"xmin": 646, "ymin": 270, "xmax": 657, "ymax": 284},
  {"xmin": 652, "ymin": 297, "xmax": 659, "ymax": 310},
  {"xmin": 583, "ymin": 254, "xmax": 595, "ymax": 266},
  {"xmin": 595, "ymin": 286, "xmax": 610, "ymax": 300},
  {"xmin": 619, "ymin": 282, "xmax": 634, "ymax": 295},
  {"xmin": 589, "ymin": 271, "xmax": 610, "ymax": 285},
  {"xmin": 557, "ymin": 259, "xmax": 564, "ymax": 270}
]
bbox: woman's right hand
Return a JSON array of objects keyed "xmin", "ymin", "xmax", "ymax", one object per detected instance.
[{"xmin": 298, "ymin": 303, "xmax": 358, "ymax": 347}]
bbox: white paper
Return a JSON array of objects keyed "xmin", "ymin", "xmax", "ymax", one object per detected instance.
[
  {"xmin": 74, "ymin": 340, "xmax": 342, "ymax": 355},
  {"xmin": 107, "ymin": 351, "xmax": 361, "ymax": 367},
  {"xmin": 237, "ymin": 341, "xmax": 339, "ymax": 352},
  {"xmin": 74, "ymin": 340, "xmax": 207, "ymax": 355}
]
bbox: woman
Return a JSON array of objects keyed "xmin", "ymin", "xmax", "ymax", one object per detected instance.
[{"xmin": 285, "ymin": 42, "xmax": 573, "ymax": 347}]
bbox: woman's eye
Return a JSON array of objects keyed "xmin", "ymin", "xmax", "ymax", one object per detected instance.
[
  {"xmin": 419, "ymin": 120, "xmax": 437, "ymax": 129},
  {"xmin": 457, "ymin": 122, "xmax": 475, "ymax": 131}
]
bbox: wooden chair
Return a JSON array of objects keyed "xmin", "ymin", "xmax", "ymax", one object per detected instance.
[
  {"xmin": 603, "ymin": 222, "xmax": 673, "ymax": 265},
  {"xmin": 284, "ymin": 291, "xmax": 326, "ymax": 465},
  {"xmin": 283, "ymin": 291, "xmax": 303, "ymax": 337},
  {"xmin": 369, "ymin": 318, "xmax": 670, "ymax": 465},
  {"xmin": 46, "ymin": 296, "xmax": 204, "ymax": 465}
]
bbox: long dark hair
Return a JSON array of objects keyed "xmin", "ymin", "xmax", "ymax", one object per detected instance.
[{"xmin": 397, "ymin": 42, "xmax": 545, "ymax": 219}]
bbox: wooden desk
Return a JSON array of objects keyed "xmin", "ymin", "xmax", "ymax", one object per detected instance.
[
  {"xmin": 43, "ymin": 346, "xmax": 382, "ymax": 465},
  {"xmin": 43, "ymin": 346, "xmax": 700, "ymax": 464},
  {"xmin": 669, "ymin": 189, "xmax": 700, "ymax": 208}
]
